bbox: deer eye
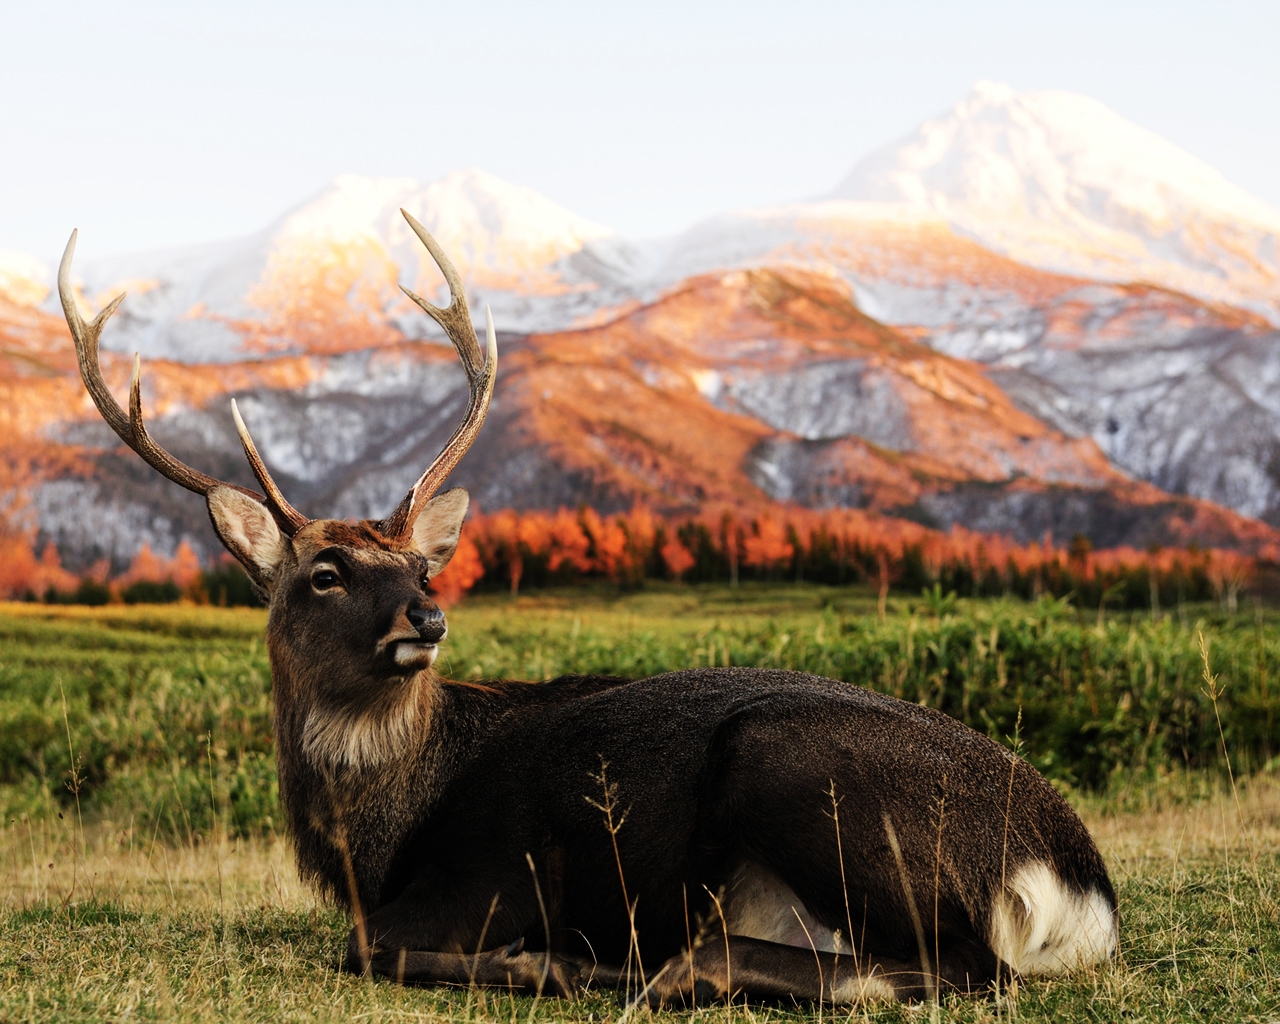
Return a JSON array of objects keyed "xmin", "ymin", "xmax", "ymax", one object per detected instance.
[
  {"xmin": 312, "ymin": 569, "xmax": 341, "ymax": 591},
  {"xmin": 420, "ymin": 574, "xmax": 432, "ymax": 589}
]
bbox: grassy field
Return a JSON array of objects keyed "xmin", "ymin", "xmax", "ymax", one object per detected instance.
[{"xmin": 0, "ymin": 586, "xmax": 1277, "ymax": 1021}]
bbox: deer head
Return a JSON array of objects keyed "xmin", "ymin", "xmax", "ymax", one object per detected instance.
[{"xmin": 59, "ymin": 211, "xmax": 496, "ymax": 769}]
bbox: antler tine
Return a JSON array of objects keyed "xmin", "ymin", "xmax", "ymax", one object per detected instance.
[
  {"xmin": 59, "ymin": 230, "xmax": 308, "ymax": 535},
  {"xmin": 231, "ymin": 400, "xmax": 310, "ymax": 533},
  {"xmin": 379, "ymin": 212, "xmax": 497, "ymax": 539},
  {"xmin": 380, "ymin": 305, "xmax": 497, "ymax": 539},
  {"xmin": 60, "ymin": 229, "xmax": 133, "ymax": 443},
  {"xmin": 398, "ymin": 208, "xmax": 486, "ymax": 378}
]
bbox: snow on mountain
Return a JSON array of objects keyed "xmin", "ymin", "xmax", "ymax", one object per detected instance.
[
  {"xmin": 49, "ymin": 83, "xmax": 1280, "ymax": 367},
  {"xmin": 59, "ymin": 170, "xmax": 634, "ymax": 362},
  {"xmin": 0, "ymin": 249, "xmax": 48, "ymax": 307},
  {"xmin": 650, "ymin": 199, "xmax": 1050, "ymax": 329},
  {"xmin": 826, "ymin": 81, "xmax": 1280, "ymax": 320},
  {"xmin": 17, "ymin": 81, "xmax": 1280, "ymax": 552},
  {"xmin": 22, "ymin": 266, "xmax": 1276, "ymax": 570}
]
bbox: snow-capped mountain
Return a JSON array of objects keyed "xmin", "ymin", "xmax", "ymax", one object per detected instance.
[
  {"xmin": 826, "ymin": 81, "xmax": 1280, "ymax": 320},
  {"xmin": 12, "ymin": 81, "xmax": 1280, "ymax": 562},
  {"xmin": 45, "ymin": 83, "xmax": 1280, "ymax": 364},
  {"xmin": 57, "ymin": 169, "xmax": 638, "ymax": 362}
]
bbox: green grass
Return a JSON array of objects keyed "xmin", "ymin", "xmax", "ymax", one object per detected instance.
[
  {"xmin": 1, "ymin": 779, "xmax": 1277, "ymax": 1022},
  {"xmin": 2, "ymin": 583, "xmax": 1277, "ymax": 835},
  {"xmin": 0, "ymin": 586, "xmax": 1277, "ymax": 1021}
]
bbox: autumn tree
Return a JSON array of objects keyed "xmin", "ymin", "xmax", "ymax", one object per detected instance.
[{"xmin": 742, "ymin": 516, "xmax": 794, "ymax": 579}]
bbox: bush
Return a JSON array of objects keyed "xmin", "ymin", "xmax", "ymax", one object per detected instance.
[
  {"xmin": 43, "ymin": 579, "xmax": 110, "ymax": 606},
  {"xmin": 2, "ymin": 591, "xmax": 1277, "ymax": 838},
  {"xmin": 199, "ymin": 566, "xmax": 262, "ymax": 607},
  {"xmin": 121, "ymin": 579, "xmax": 181, "ymax": 604}
]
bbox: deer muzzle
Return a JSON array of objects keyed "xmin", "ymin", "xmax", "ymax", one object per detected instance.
[{"xmin": 385, "ymin": 607, "xmax": 446, "ymax": 670}]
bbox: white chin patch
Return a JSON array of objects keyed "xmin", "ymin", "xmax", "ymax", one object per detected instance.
[{"xmin": 393, "ymin": 642, "xmax": 438, "ymax": 669}]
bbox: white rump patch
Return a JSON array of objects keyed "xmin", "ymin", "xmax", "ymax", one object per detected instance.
[{"xmin": 988, "ymin": 861, "xmax": 1117, "ymax": 975}]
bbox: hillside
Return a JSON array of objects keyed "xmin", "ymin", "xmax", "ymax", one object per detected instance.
[
  {"xmin": 646, "ymin": 201, "xmax": 1280, "ymax": 525},
  {"xmin": 6, "ymin": 268, "xmax": 1277, "ymax": 570}
]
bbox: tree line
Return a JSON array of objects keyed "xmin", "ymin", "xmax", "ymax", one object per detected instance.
[{"xmin": 0, "ymin": 503, "xmax": 1260, "ymax": 612}]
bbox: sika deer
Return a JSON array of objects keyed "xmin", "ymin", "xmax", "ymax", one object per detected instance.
[{"xmin": 59, "ymin": 212, "xmax": 1117, "ymax": 1004}]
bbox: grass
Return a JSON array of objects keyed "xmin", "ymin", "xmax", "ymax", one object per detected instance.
[{"xmin": 0, "ymin": 585, "xmax": 1277, "ymax": 1020}]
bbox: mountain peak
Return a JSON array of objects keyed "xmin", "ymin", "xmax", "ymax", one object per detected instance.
[
  {"xmin": 835, "ymin": 81, "xmax": 1280, "ymax": 226},
  {"xmin": 828, "ymin": 82, "xmax": 1280, "ymax": 317},
  {"xmin": 406, "ymin": 168, "xmax": 613, "ymax": 268}
]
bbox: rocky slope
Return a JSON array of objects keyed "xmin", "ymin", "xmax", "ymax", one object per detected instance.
[
  {"xmin": 7, "ymin": 269, "xmax": 1276, "ymax": 570},
  {"xmin": 648, "ymin": 203, "xmax": 1280, "ymax": 527}
]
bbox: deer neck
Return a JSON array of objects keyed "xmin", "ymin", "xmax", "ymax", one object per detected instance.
[
  {"xmin": 270, "ymin": 659, "xmax": 458, "ymax": 905},
  {"xmin": 295, "ymin": 671, "xmax": 440, "ymax": 774}
]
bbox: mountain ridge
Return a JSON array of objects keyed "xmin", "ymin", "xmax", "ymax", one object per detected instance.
[
  {"xmin": 828, "ymin": 80, "xmax": 1280, "ymax": 320},
  {"xmin": 9, "ymin": 82, "xmax": 1280, "ymax": 551},
  {"xmin": 6, "ymin": 266, "xmax": 1277, "ymax": 571}
]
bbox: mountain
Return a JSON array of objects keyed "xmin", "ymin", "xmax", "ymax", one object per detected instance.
[
  {"xmin": 826, "ymin": 81, "xmax": 1280, "ymax": 321},
  {"xmin": 9, "ymin": 268, "xmax": 1276, "ymax": 570},
  {"xmin": 13, "ymin": 83, "xmax": 1280, "ymax": 560},
  {"xmin": 652, "ymin": 202, "xmax": 1280, "ymax": 526},
  {"xmin": 55, "ymin": 170, "xmax": 636, "ymax": 363}
]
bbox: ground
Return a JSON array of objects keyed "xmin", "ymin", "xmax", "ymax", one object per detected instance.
[{"xmin": 0, "ymin": 588, "xmax": 1276, "ymax": 1021}]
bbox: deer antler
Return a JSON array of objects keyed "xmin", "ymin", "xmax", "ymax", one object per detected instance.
[
  {"xmin": 58, "ymin": 229, "xmax": 310, "ymax": 536},
  {"xmin": 377, "ymin": 209, "xmax": 497, "ymax": 539}
]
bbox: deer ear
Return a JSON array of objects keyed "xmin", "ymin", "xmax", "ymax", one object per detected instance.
[
  {"xmin": 207, "ymin": 485, "xmax": 288, "ymax": 588},
  {"xmin": 408, "ymin": 488, "xmax": 469, "ymax": 577}
]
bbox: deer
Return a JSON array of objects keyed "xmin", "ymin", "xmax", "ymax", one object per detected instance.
[{"xmin": 57, "ymin": 212, "xmax": 1118, "ymax": 1005}]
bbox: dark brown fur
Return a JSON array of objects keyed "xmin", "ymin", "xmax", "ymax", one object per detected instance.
[{"xmin": 257, "ymin": 521, "xmax": 1117, "ymax": 1004}]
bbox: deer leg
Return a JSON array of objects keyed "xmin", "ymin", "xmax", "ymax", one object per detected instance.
[
  {"xmin": 644, "ymin": 935, "xmax": 997, "ymax": 1005},
  {"xmin": 342, "ymin": 871, "xmax": 580, "ymax": 996},
  {"xmin": 346, "ymin": 931, "xmax": 582, "ymax": 996}
]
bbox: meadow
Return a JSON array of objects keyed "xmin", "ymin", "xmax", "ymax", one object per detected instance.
[{"xmin": 0, "ymin": 585, "xmax": 1276, "ymax": 1021}]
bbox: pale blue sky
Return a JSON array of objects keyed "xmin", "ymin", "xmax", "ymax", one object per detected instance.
[{"xmin": 2, "ymin": 0, "xmax": 1278, "ymax": 259}]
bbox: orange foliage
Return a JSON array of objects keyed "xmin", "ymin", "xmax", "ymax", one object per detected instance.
[
  {"xmin": 116, "ymin": 541, "xmax": 203, "ymax": 591},
  {"xmin": 547, "ymin": 509, "xmax": 592, "ymax": 573},
  {"xmin": 742, "ymin": 516, "xmax": 794, "ymax": 571},
  {"xmin": 0, "ymin": 500, "xmax": 1263, "ymax": 610},
  {"xmin": 0, "ymin": 538, "xmax": 77, "ymax": 599},
  {"xmin": 427, "ymin": 502, "xmax": 1267, "ymax": 610},
  {"xmin": 430, "ymin": 535, "xmax": 485, "ymax": 607},
  {"xmin": 661, "ymin": 536, "xmax": 696, "ymax": 579},
  {"xmin": 580, "ymin": 508, "xmax": 631, "ymax": 580},
  {"xmin": 1205, "ymin": 549, "xmax": 1251, "ymax": 613}
]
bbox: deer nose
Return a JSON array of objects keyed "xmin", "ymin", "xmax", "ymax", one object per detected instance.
[{"xmin": 407, "ymin": 606, "xmax": 446, "ymax": 643}]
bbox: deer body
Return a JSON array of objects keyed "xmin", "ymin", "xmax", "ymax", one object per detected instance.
[
  {"xmin": 59, "ymin": 215, "xmax": 1117, "ymax": 1004},
  {"xmin": 284, "ymin": 664, "xmax": 1115, "ymax": 992}
]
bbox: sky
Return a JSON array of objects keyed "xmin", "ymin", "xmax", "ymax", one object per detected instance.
[{"xmin": 2, "ymin": 0, "xmax": 1279, "ymax": 260}]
